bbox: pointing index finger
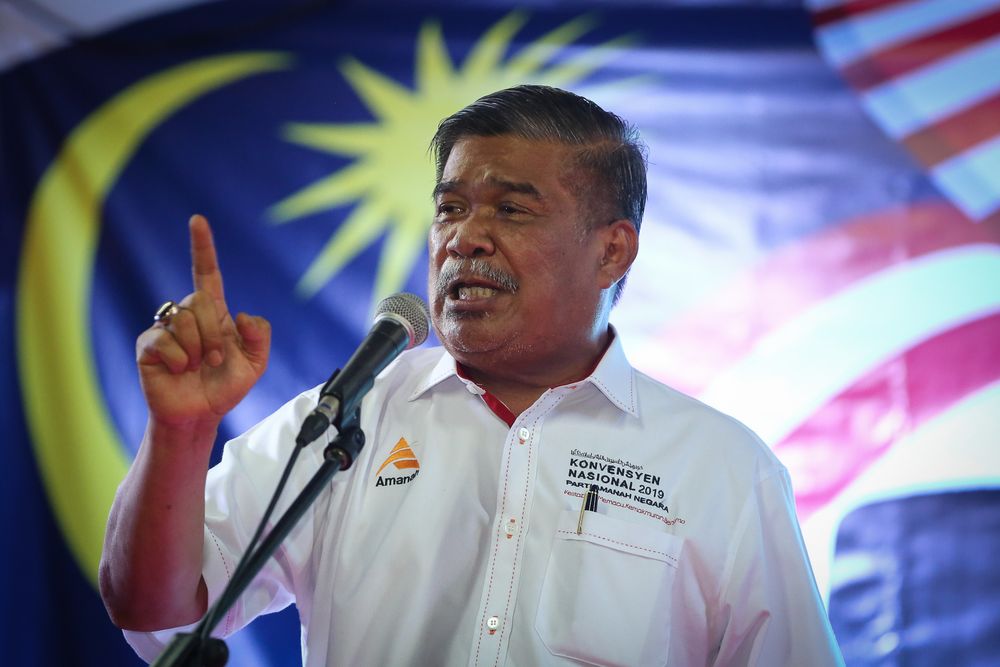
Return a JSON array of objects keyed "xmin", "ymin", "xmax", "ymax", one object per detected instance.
[{"xmin": 189, "ymin": 214, "xmax": 226, "ymax": 304}]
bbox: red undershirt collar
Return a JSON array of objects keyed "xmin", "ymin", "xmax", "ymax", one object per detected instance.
[
  {"xmin": 455, "ymin": 362, "xmax": 517, "ymax": 427},
  {"xmin": 454, "ymin": 351, "xmax": 606, "ymax": 429}
]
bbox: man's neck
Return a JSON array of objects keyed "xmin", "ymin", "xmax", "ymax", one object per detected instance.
[{"xmin": 456, "ymin": 330, "xmax": 613, "ymax": 418}]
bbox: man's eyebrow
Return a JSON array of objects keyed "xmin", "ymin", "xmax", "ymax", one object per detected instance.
[
  {"xmin": 432, "ymin": 177, "xmax": 544, "ymax": 200},
  {"xmin": 432, "ymin": 180, "xmax": 461, "ymax": 198}
]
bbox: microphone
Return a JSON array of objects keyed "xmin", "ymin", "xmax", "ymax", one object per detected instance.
[{"xmin": 296, "ymin": 292, "xmax": 430, "ymax": 447}]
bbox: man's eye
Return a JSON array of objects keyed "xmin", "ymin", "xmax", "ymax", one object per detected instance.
[
  {"xmin": 436, "ymin": 203, "xmax": 463, "ymax": 216},
  {"xmin": 498, "ymin": 204, "xmax": 522, "ymax": 215}
]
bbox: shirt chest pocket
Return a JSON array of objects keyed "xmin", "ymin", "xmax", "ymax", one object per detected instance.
[{"xmin": 535, "ymin": 509, "xmax": 683, "ymax": 667}]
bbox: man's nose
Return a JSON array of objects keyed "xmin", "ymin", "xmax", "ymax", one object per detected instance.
[{"xmin": 446, "ymin": 213, "xmax": 495, "ymax": 258}]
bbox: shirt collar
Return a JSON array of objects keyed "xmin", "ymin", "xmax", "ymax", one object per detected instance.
[
  {"xmin": 408, "ymin": 348, "xmax": 462, "ymax": 401},
  {"xmin": 582, "ymin": 328, "xmax": 639, "ymax": 417},
  {"xmin": 408, "ymin": 327, "xmax": 638, "ymax": 418}
]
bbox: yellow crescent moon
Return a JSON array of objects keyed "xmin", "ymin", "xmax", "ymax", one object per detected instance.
[{"xmin": 16, "ymin": 52, "xmax": 291, "ymax": 587}]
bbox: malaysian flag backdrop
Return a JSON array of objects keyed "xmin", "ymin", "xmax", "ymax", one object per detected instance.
[
  {"xmin": 809, "ymin": 0, "xmax": 1000, "ymax": 223},
  {"xmin": 1, "ymin": 1, "xmax": 997, "ymax": 665}
]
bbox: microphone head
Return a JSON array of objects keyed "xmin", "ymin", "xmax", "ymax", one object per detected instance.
[{"xmin": 374, "ymin": 292, "xmax": 430, "ymax": 349}]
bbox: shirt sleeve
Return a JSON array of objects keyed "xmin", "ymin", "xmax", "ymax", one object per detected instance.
[
  {"xmin": 712, "ymin": 467, "xmax": 845, "ymax": 666},
  {"xmin": 123, "ymin": 393, "xmax": 325, "ymax": 662}
]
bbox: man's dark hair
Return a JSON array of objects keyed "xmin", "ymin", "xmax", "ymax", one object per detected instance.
[{"xmin": 430, "ymin": 85, "xmax": 647, "ymax": 303}]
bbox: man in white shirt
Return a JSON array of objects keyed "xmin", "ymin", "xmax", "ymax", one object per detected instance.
[{"xmin": 100, "ymin": 85, "xmax": 844, "ymax": 665}]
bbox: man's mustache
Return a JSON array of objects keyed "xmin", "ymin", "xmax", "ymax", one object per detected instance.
[{"xmin": 435, "ymin": 259, "xmax": 520, "ymax": 299}]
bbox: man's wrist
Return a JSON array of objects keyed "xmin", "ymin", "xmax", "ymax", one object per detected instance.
[{"xmin": 144, "ymin": 416, "xmax": 221, "ymax": 456}]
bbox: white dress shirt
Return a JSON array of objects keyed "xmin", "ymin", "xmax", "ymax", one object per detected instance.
[{"xmin": 126, "ymin": 335, "xmax": 844, "ymax": 666}]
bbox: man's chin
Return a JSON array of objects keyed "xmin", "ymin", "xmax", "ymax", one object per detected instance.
[
  {"xmin": 437, "ymin": 323, "xmax": 510, "ymax": 357},
  {"xmin": 442, "ymin": 335, "xmax": 501, "ymax": 356}
]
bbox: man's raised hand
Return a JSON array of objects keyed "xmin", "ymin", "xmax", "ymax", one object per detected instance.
[{"xmin": 135, "ymin": 215, "xmax": 271, "ymax": 434}]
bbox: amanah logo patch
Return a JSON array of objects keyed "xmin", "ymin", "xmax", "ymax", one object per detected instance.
[{"xmin": 374, "ymin": 437, "xmax": 420, "ymax": 487}]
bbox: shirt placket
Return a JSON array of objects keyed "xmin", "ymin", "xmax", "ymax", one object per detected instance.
[{"xmin": 468, "ymin": 392, "xmax": 561, "ymax": 667}]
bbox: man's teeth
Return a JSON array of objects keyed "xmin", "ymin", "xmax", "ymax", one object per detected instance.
[{"xmin": 457, "ymin": 286, "xmax": 498, "ymax": 300}]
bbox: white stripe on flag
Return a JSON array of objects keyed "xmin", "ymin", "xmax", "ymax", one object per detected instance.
[
  {"xmin": 698, "ymin": 245, "xmax": 1000, "ymax": 447},
  {"xmin": 861, "ymin": 33, "xmax": 1000, "ymax": 138},
  {"xmin": 932, "ymin": 132, "xmax": 1000, "ymax": 220},
  {"xmin": 815, "ymin": 0, "xmax": 1000, "ymax": 67}
]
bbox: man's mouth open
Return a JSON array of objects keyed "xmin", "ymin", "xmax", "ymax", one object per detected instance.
[{"xmin": 455, "ymin": 285, "xmax": 501, "ymax": 300}]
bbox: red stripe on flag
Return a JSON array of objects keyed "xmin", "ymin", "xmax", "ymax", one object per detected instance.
[
  {"xmin": 840, "ymin": 6, "xmax": 1000, "ymax": 90},
  {"xmin": 902, "ymin": 89, "xmax": 1000, "ymax": 167},
  {"xmin": 642, "ymin": 202, "xmax": 998, "ymax": 396},
  {"xmin": 982, "ymin": 205, "xmax": 1000, "ymax": 227},
  {"xmin": 777, "ymin": 312, "xmax": 1000, "ymax": 520},
  {"xmin": 812, "ymin": 0, "xmax": 914, "ymax": 28}
]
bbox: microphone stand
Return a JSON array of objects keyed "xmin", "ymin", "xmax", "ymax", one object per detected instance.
[{"xmin": 151, "ymin": 410, "xmax": 366, "ymax": 667}]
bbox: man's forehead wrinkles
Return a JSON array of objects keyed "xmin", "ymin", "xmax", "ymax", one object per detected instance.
[
  {"xmin": 433, "ymin": 175, "xmax": 544, "ymax": 200},
  {"xmin": 494, "ymin": 177, "xmax": 544, "ymax": 200}
]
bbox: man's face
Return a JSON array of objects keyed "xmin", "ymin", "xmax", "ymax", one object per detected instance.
[{"xmin": 428, "ymin": 134, "xmax": 610, "ymax": 374}]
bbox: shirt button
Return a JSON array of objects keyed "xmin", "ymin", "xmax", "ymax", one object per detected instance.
[
  {"xmin": 486, "ymin": 615, "xmax": 500, "ymax": 634},
  {"xmin": 505, "ymin": 518, "xmax": 517, "ymax": 539},
  {"xmin": 517, "ymin": 427, "xmax": 530, "ymax": 443}
]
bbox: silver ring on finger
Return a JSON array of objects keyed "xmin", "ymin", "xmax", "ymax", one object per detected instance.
[{"xmin": 153, "ymin": 300, "xmax": 187, "ymax": 325}]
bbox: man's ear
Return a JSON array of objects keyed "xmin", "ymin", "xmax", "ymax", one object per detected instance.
[{"xmin": 597, "ymin": 219, "xmax": 639, "ymax": 289}]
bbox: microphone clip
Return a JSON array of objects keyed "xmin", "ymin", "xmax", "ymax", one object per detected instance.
[{"xmin": 296, "ymin": 368, "xmax": 343, "ymax": 449}]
